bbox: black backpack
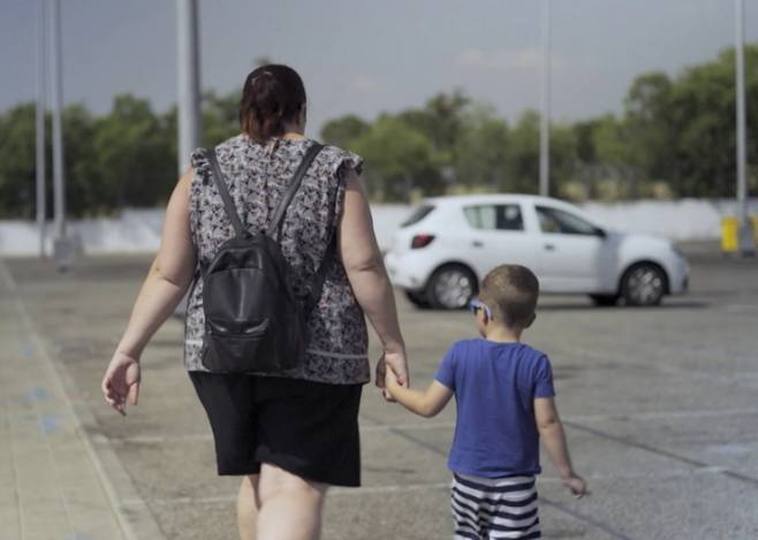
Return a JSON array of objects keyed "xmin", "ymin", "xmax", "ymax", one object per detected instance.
[{"xmin": 199, "ymin": 143, "xmax": 328, "ymax": 374}]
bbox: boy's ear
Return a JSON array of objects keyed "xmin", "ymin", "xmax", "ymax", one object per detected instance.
[{"xmin": 524, "ymin": 312, "xmax": 536, "ymax": 328}]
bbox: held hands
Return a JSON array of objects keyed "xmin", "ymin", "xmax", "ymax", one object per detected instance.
[
  {"xmin": 375, "ymin": 346, "xmax": 408, "ymax": 401},
  {"xmin": 101, "ymin": 350, "xmax": 141, "ymax": 416}
]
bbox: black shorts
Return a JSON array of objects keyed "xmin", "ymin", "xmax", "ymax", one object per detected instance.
[{"xmin": 190, "ymin": 372, "xmax": 362, "ymax": 487}]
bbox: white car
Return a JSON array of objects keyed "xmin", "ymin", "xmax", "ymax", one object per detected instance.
[{"xmin": 384, "ymin": 194, "xmax": 689, "ymax": 309}]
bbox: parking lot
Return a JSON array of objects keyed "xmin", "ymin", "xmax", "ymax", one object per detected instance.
[{"xmin": 2, "ymin": 243, "xmax": 758, "ymax": 539}]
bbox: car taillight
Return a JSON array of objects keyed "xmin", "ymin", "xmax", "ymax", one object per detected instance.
[{"xmin": 411, "ymin": 234, "xmax": 435, "ymax": 249}]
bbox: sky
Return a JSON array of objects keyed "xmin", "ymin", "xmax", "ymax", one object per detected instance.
[{"xmin": 1, "ymin": 0, "xmax": 756, "ymax": 136}]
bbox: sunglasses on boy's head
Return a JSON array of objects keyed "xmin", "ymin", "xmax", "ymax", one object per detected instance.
[{"xmin": 468, "ymin": 298, "xmax": 492, "ymax": 318}]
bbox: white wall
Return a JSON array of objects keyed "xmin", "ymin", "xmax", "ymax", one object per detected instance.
[{"xmin": 1, "ymin": 199, "xmax": 756, "ymax": 257}]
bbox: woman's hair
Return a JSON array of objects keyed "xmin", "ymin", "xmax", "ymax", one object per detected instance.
[{"xmin": 239, "ymin": 64, "xmax": 306, "ymax": 143}]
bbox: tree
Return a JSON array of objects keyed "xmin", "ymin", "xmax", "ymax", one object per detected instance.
[
  {"xmin": 453, "ymin": 106, "xmax": 509, "ymax": 190},
  {"xmin": 203, "ymin": 90, "xmax": 240, "ymax": 148},
  {"xmin": 624, "ymin": 72, "xmax": 674, "ymax": 193},
  {"xmin": 505, "ymin": 111, "xmax": 541, "ymax": 194},
  {"xmin": 320, "ymin": 115, "xmax": 369, "ymax": 148},
  {"xmin": 398, "ymin": 91, "xmax": 470, "ymax": 153},
  {"xmin": 666, "ymin": 45, "xmax": 758, "ymax": 197},
  {"xmin": 63, "ymin": 104, "xmax": 102, "ymax": 216},
  {"xmin": 350, "ymin": 115, "xmax": 440, "ymax": 201},
  {"xmin": 92, "ymin": 94, "xmax": 174, "ymax": 209},
  {"xmin": 0, "ymin": 104, "xmax": 37, "ymax": 218}
]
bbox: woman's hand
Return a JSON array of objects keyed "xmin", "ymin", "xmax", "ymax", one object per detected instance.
[
  {"xmin": 376, "ymin": 346, "xmax": 408, "ymax": 401},
  {"xmin": 102, "ymin": 350, "xmax": 141, "ymax": 416},
  {"xmin": 99, "ymin": 172, "xmax": 194, "ymax": 417}
]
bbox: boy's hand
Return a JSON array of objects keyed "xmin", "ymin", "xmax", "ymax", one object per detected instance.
[
  {"xmin": 384, "ymin": 363, "xmax": 400, "ymax": 391},
  {"xmin": 561, "ymin": 474, "xmax": 588, "ymax": 498},
  {"xmin": 376, "ymin": 347, "xmax": 408, "ymax": 402}
]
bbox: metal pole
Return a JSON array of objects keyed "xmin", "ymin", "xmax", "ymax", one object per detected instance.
[
  {"xmin": 177, "ymin": 0, "xmax": 201, "ymax": 174},
  {"xmin": 49, "ymin": 0, "xmax": 65, "ymax": 241},
  {"xmin": 735, "ymin": 0, "xmax": 753, "ymax": 255},
  {"xmin": 36, "ymin": 0, "xmax": 47, "ymax": 257},
  {"xmin": 539, "ymin": 0, "xmax": 551, "ymax": 197}
]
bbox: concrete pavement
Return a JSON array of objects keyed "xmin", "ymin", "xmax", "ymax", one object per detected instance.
[
  {"xmin": 1, "ymin": 246, "xmax": 757, "ymax": 539},
  {"xmin": 0, "ymin": 260, "xmax": 164, "ymax": 540}
]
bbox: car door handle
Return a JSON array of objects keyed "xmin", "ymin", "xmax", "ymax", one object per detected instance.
[
  {"xmin": 472, "ymin": 240, "xmax": 484, "ymax": 248},
  {"xmin": 544, "ymin": 243, "xmax": 556, "ymax": 251}
]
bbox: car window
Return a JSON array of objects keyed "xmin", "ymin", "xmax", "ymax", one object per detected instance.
[
  {"xmin": 401, "ymin": 205, "xmax": 435, "ymax": 228},
  {"xmin": 496, "ymin": 205, "xmax": 524, "ymax": 231},
  {"xmin": 464, "ymin": 205, "xmax": 496, "ymax": 230},
  {"xmin": 464, "ymin": 204, "xmax": 523, "ymax": 231},
  {"xmin": 536, "ymin": 206, "xmax": 597, "ymax": 235}
]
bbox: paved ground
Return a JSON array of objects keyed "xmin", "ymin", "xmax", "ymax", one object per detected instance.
[{"xmin": 1, "ymin": 244, "xmax": 757, "ymax": 539}]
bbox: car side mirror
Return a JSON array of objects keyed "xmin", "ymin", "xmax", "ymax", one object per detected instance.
[{"xmin": 594, "ymin": 227, "xmax": 607, "ymax": 239}]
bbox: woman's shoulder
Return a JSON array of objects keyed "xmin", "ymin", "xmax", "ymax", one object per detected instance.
[
  {"xmin": 189, "ymin": 134, "xmax": 248, "ymax": 170},
  {"xmin": 314, "ymin": 142, "xmax": 364, "ymax": 177}
]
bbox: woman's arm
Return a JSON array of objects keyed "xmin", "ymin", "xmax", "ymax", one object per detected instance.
[
  {"xmin": 338, "ymin": 168, "xmax": 408, "ymax": 388},
  {"xmin": 385, "ymin": 368, "xmax": 453, "ymax": 418},
  {"xmin": 102, "ymin": 170, "xmax": 196, "ymax": 414}
]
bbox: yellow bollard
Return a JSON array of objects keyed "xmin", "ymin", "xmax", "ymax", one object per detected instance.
[
  {"xmin": 752, "ymin": 215, "xmax": 758, "ymax": 246},
  {"xmin": 721, "ymin": 216, "xmax": 739, "ymax": 253}
]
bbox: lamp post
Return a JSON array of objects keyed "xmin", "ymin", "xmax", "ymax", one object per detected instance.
[
  {"xmin": 49, "ymin": 0, "xmax": 74, "ymax": 269},
  {"xmin": 36, "ymin": 0, "xmax": 47, "ymax": 257},
  {"xmin": 177, "ymin": 0, "xmax": 201, "ymax": 173},
  {"xmin": 735, "ymin": 0, "xmax": 754, "ymax": 255},
  {"xmin": 539, "ymin": 0, "xmax": 551, "ymax": 197}
]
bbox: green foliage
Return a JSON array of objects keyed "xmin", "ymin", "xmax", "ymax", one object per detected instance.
[
  {"xmin": 453, "ymin": 106, "xmax": 509, "ymax": 190},
  {"xmin": 506, "ymin": 110, "xmax": 541, "ymax": 194},
  {"xmin": 321, "ymin": 115, "xmax": 370, "ymax": 148},
  {"xmin": 350, "ymin": 116, "xmax": 441, "ymax": 201},
  {"xmin": 0, "ymin": 44, "xmax": 755, "ymax": 218},
  {"xmin": 202, "ymin": 91, "xmax": 240, "ymax": 148},
  {"xmin": 0, "ymin": 104, "xmax": 37, "ymax": 218},
  {"xmin": 92, "ymin": 95, "xmax": 175, "ymax": 210}
]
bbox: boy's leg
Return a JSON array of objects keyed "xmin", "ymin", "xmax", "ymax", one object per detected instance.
[
  {"xmin": 450, "ymin": 476, "xmax": 481, "ymax": 539},
  {"xmin": 238, "ymin": 475, "xmax": 259, "ymax": 540},
  {"xmin": 256, "ymin": 463, "xmax": 327, "ymax": 540},
  {"xmin": 452, "ymin": 473, "xmax": 541, "ymax": 539}
]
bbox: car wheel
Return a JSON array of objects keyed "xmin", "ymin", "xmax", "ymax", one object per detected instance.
[
  {"xmin": 426, "ymin": 265, "xmax": 477, "ymax": 310},
  {"xmin": 589, "ymin": 294, "xmax": 619, "ymax": 307},
  {"xmin": 404, "ymin": 290, "xmax": 431, "ymax": 309},
  {"xmin": 621, "ymin": 263, "xmax": 666, "ymax": 306}
]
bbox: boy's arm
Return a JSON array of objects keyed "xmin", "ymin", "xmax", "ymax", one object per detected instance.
[
  {"xmin": 534, "ymin": 397, "xmax": 587, "ymax": 497},
  {"xmin": 385, "ymin": 371, "xmax": 453, "ymax": 418}
]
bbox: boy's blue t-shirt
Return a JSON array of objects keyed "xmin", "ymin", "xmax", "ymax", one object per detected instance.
[{"xmin": 435, "ymin": 339, "xmax": 555, "ymax": 478}]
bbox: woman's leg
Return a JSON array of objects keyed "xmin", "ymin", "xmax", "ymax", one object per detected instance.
[
  {"xmin": 256, "ymin": 463, "xmax": 327, "ymax": 540},
  {"xmin": 238, "ymin": 475, "xmax": 260, "ymax": 540}
]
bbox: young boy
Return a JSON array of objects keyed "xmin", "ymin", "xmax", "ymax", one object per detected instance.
[{"xmin": 385, "ymin": 264, "xmax": 586, "ymax": 540}]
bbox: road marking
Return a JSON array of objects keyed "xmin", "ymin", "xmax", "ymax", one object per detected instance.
[
  {"xmin": 105, "ymin": 406, "xmax": 758, "ymax": 445},
  {"xmin": 725, "ymin": 304, "xmax": 758, "ymax": 312},
  {"xmin": 119, "ymin": 464, "xmax": 734, "ymax": 509},
  {"xmin": 564, "ymin": 420, "xmax": 758, "ymax": 489},
  {"xmin": 0, "ymin": 258, "xmax": 17, "ymax": 291}
]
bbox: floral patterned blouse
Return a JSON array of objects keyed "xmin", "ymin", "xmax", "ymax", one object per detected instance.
[{"xmin": 184, "ymin": 134, "xmax": 370, "ymax": 385}]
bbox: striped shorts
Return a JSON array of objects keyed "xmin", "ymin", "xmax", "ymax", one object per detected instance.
[{"xmin": 451, "ymin": 473, "xmax": 540, "ymax": 539}]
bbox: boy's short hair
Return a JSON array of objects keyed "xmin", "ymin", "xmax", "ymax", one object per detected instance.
[{"xmin": 479, "ymin": 264, "xmax": 539, "ymax": 328}]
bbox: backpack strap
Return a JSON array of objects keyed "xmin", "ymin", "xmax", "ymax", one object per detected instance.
[
  {"xmin": 266, "ymin": 143, "xmax": 324, "ymax": 240},
  {"xmin": 305, "ymin": 233, "xmax": 335, "ymax": 313},
  {"xmin": 304, "ymin": 160, "xmax": 344, "ymax": 314},
  {"xmin": 205, "ymin": 149, "xmax": 248, "ymax": 238}
]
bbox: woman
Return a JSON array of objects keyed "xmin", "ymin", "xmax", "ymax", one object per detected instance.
[{"xmin": 101, "ymin": 64, "xmax": 408, "ymax": 540}]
